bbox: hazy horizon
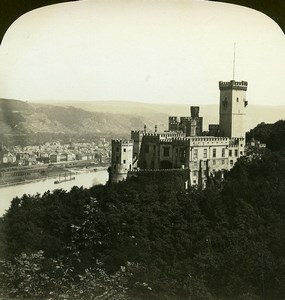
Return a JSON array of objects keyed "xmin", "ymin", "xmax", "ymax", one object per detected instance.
[{"xmin": 0, "ymin": 0, "xmax": 284, "ymax": 106}]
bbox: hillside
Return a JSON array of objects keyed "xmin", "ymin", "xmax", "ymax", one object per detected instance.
[
  {"xmin": 32, "ymin": 100, "xmax": 285, "ymax": 132},
  {"xmin": 0, "ymin": 99, "xmax": 168, "ymax": 143},
  {"xmin": 1, "ymin": 98, "xmax": 285, "ymax": 146}
]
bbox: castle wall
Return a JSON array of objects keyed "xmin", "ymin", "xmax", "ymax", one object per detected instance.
[
  {"xmin": 187, "ymin": 137, "xmax": 230, "ymax": 187},
  {"xmin": 159, "ymin": 141, "xmax": 174, "ymax": 169}
]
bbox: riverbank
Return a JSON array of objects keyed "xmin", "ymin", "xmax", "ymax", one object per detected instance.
[
  {"xmin": 0, "ymin": 169, "xmax": 109, "ymax": 217},
  {"xmin": 0, "ymin": 162, "xmax": 109, "ymax": 188}
]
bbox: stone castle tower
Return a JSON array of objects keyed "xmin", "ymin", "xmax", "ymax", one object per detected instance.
[
  {"xmin": 219, "ymin": 80, "xmax": 248, "ymax": 139},
  {"xmin": 109, "ymin": 140, "xmax": 133, "ymax": 183}
]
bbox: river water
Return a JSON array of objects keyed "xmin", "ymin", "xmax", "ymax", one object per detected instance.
[{"xmin": 0, "ymin": 170, "xmax": 109, "ymax": 217}]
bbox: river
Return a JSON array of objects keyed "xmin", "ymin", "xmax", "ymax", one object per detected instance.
[{"xmin": 0, "ymin": 170, "xmax": 109, "ymax": 217}]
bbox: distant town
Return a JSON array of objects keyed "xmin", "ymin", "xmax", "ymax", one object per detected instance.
[{"xmin": 0, "ymin": 137, "xmax": 111, "ymax": 186}]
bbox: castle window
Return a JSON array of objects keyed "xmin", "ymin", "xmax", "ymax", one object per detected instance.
[
  {"xmin": 123, "ymin": 160, "xmax": 126, "ymax": 164},
  {"xmin": 203, "ymin": 149, "xmax": 207, "ymax": 158},
  {"xmin": 230, "ymin": 160, "xmax": 233, "ymax": 165},
  {"xmin": 235, "ymin": 149, "xmax": 238, "ymax": 157},
  {"xmin": 183, "ymin": 150, "xmax": 186, "ymax": 158},
  {"xmin": 193, "ymin": 149, "xmax": 198, "ymax": 159},
  {"xmin": 222, "ymin": 159, "xmax": 225, "ymax": 164},
  {"xmin": 240, "ymin": 151, "xmax": 243, "ymax": 155},
  {"xmin": 163, "ymin": 147, "xmax": 170, "ymax": 157},
  {"xmin": 237, "ymin": 97, "xmax": 239, "ymax": 102},
  {"xmin": 194, "ymin": 161, "xmax": 198, "ymax": 167},
  {"xmin": 222, "ymin": 148, "xmax": 225, "ymax": 157},
  {"xmin": 123, "ymin": 148, "xmax": 126, "ymax": 152},
  {"xmin": 229, "ymin": 150, "xmax": 232, "ymax": 156},
  {"xmin": 213, "ymin": 148, "xmax": 216, "ymax": 158}
]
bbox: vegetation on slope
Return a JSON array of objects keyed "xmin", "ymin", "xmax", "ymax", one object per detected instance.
[
  {"xmin": 0, "ymin": 145, "xmax": 285, "ymax": 299},
  {"xmin": 246, "ymin": 120, "xmax": 285, "ymax": 151},
  {"xmin": 0, "ymin": 99, "xmax": 160, "ymax": 145}
]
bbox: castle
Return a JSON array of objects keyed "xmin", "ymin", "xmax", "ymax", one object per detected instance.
[{"xmin": 109, "ymin": 80, "xmax": 248, "ymax": 188}]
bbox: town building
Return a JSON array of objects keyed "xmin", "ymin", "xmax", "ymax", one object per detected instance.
[{"xmin": 109, "ymin": 80, "xmax": 248, "ymax": 188}]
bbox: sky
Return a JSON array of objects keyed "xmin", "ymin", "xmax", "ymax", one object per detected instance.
[{"xmin": 0, "ymin": 0, "xmax": 284, "ymax": 105}]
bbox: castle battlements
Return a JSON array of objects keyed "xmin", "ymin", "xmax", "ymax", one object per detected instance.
[
  {"xmin": 129, "ymin": 168, "xmax": 188, "ymax": 173},
  {"xmin": 159, "ymin": 133, "xmax": 185, "ymax": 139},
  {"xmin": 219, "ymin": 80, "xmax": 248, "ymax": 91},
  {"xmin": 131, "ymin": 130, "xmax": 144, "ymax": 134},
  {"xmin": 160, "ymin": 139, "xmax": 173, "ymax": 143},
  {"xmin": 172, "ymin": 137, "xmax": 189, "ymax": 141},
  {"xmin": 142, "ymin": 133, "xmax": 157, "ymax": 137},
  {"xmin": 229, "ymin": 144, "xmax": 239, "ymax": 148},
  {"xmin": 112, "ymin": 139, "xmax": 134, "ymax": 145},
  {"xmin": 229, "ymin": 138, "xmax": 244, "ymax": 148},
  {"xmin": 190, "ymin": 137, "xmax": 229, "ymax": 142},
  {"xmin": 190, "ymin": 137, "xmax": 229, "ymax": 147}
]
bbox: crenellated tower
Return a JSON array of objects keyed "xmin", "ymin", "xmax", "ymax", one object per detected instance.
[
  {"xmin": 219, "ymin": 80, "xmax": 248, "ymax": 139},
  {"xmin": 109, "ymin": 139, "xmax": 133, "ymax": 183}
]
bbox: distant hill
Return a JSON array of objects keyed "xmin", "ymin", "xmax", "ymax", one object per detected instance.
[
  {"xmin": 0, "ymin": 99, "xmax": 168, "ymax": 141},
  {"xmin": 32, "ymin": 100, "xmax": 285, "ymax": 132},
  {"xmin": 1, "ymin": 98, "xmax": 285, "ymax": 145}
]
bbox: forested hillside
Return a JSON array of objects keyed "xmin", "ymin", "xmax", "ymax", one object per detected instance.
[
  {"xmin": 0, "ymin": 99, "xmax": 164, "ymax": 145},
  {"xmin": 247, "ymin": 120, "xmax": 285, "ymax": 151},
  {"xmin": 0, "ymin": 144, "xmax": 285, "ymax": 299}
]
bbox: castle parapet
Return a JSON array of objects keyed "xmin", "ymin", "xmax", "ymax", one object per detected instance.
[
  {"xmin": 190, "ymin": 136, "xmax": 229, "ymax": 146},
  {"xmin": 112, "ymin": 139, "xmax": 133, "ymax": 145},
  {"xmin": 229, "ymin": 137, "xmax": 245, "ymax": 147},
  {"xmin": 131, "ymin": 130, "xmax": 144, "ymax": 134},
  {"xmin": 219, "ymin": 80, "xmax": 248, "ymax": 91}
]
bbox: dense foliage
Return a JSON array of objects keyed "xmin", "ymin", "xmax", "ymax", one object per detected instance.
[
  {"xmin": 0, "ymin": 149, "xmax": 285, "ymax": 299},
  {"xmin": 246, "ymin": 120, "xmax": 285, "ymax": 151}
]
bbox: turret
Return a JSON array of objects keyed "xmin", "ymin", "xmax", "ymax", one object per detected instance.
[
  {"xmin": 169, "ymin": 116, "xmax": 179, "ymax": 131},
  {"xmin": 109, "ymin": 139, "xmax": 133, "ymax": 183},
  {"xmin": 190, "ymin": 106, "xmax": 199, "ymax": 118}
]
